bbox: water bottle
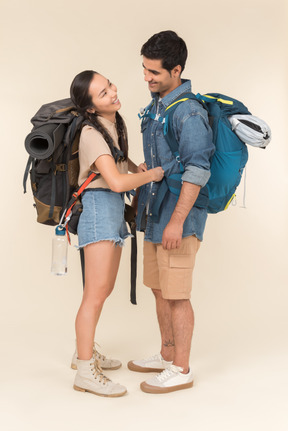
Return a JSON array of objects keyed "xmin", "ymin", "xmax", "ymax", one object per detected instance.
[{"xmin": 51, "ymin": 226, "xmax": 68, "ymax": 275}]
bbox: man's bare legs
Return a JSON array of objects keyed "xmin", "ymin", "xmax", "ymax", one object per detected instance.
[
  {"xmin": 152, "ymin": 289, "xmax": 174, "ymax": 362},
  {"xmin": 152, "ymin": 288, "xmax": 194, "ymax": 373}
]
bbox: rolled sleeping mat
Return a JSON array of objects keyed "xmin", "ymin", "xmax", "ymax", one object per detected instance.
[
  {"xmin": 24, "ymin": 122, "xmax": 66, "ymax": 159},
  {"xmin": 229, "ymin": 114, "xmax": 271, "ymax": 148}
]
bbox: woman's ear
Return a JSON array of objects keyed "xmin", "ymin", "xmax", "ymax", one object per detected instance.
[{"xmin": 87, "ymin": 107, "xmax": 96, "ymax": 114}]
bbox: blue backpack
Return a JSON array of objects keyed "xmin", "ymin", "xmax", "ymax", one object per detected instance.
[{"xmin": 140, "ymin": 92, "xmax": 251, "ymax": 217}]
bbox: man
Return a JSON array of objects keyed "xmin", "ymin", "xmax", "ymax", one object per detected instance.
[{"xmin": 128, "ymin": 31, "xmax": 215, "ymax": 394}]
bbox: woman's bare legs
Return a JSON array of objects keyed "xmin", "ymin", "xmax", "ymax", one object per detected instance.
[{"xmin": 75, "ymin": 241, "xmax": 122, "ymax": 360}]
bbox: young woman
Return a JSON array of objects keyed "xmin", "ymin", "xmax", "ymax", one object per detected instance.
[{"xmin": 69, "ymin": 70, "xmax": 164, "ymax": 397}]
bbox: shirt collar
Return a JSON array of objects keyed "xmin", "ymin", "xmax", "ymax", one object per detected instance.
[{"xmin": 151, "ymin": 79, "xmax": 192, "ymax": 109}]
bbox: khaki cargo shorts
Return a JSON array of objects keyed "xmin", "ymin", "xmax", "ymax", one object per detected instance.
[{"xmin": 143, "ymin": 235, "xmax": 201, "ymax": 300}]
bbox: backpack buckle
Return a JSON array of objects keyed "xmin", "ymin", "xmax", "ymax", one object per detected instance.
[{"xmin": 54, "ymin": 164, "xmax": 67, "ymax": 173}]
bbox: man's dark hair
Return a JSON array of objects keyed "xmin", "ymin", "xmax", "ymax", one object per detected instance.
[{"xmin": 141, "ymin": 30, "xmax": 188, "ymax": 74}]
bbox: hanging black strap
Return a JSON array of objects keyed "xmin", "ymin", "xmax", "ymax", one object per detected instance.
[
  {"xmin": 49, "ymin": 169, "xmax": 56, "ymax": 219},
  {"xmin": 23, "ymin": 156, "xmax": 34, "ymax": 193},
  {"xmin": 124, "ymin": 203, "xmax": 138, "ymax": 304},
  {"xmin": 129, "ymin": 221, "xmax": 137, "ymax": 305},
  {"xmin": 80, "ymin": 248, "xmax": 85, "ymax": 289}
]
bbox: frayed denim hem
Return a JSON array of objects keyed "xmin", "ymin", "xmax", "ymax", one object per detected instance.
[{"xmin": 76, "ymin": 233, "xmax": 133, "ymax": 250}]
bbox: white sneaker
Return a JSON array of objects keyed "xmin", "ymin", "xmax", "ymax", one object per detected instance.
[
  {"xmin": 140, "ymin": 364, "xmax": 194, "ymax": 394},
  {"xmin": 127, "ymin": 353, "xmax": 173, "ymax": 373},
  {"xmin": 73, "ymin": 357, "xmax": 127, "ymax": 398},
  {"xmin": 71, "ymin": 343, "xmax": 122, "ymax": 370}
]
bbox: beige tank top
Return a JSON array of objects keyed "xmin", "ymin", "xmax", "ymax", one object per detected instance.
[{"xmin": 78, "ymin": 116, "xmax": 128, "ymax": 189}]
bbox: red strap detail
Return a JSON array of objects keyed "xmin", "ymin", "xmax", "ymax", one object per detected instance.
[
  {"xmin": 64, "ymin": 172, "xmax": 98, "ymax": 223},
  {"xmin": 65, "ymin": 225, "xmax": 71, "ymax": 245},
  {"xmin": 77, "ymin": 172, "xmax": 98, "ymax": 195}
]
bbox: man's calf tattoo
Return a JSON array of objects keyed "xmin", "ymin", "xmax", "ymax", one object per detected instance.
[{"xmin": 164, "ymin": 339, "xmax": 175, "ymax": 347}]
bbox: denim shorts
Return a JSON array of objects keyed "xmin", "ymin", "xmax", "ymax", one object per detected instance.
[{"xmin": 77, "ymin": 189, "xmax": 131, "ymax": 248}]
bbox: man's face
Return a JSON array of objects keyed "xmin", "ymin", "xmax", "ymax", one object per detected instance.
[{"xmin": 142, "ymin": 56, "xmax": 181, "ymax": 98}]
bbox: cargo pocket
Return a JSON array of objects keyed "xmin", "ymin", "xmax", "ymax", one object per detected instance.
[
  {"xmin": 160, "ymin": 254, "xmax": 194, "ymax": 299},
  {"xmin": 169, "ymin": 255, "xmax": 193, "ymax": 269},
  {"xmin": 169, "ymin": 254, "xmax": 194, "ymax": 288}
]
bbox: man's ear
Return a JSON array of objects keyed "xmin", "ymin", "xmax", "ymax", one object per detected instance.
[{"xmin": 172, "ymin": 65, "xmax": 182, "ymax": 78}]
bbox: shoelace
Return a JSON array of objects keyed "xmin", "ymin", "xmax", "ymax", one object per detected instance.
[
  {"xmin": 90, "ymin": 359, "xmax": 111, "ymax": 384},
  {"xmin": 93, "ymin": 343, "xmax": 106, "ymax": 362},
  {"xmin": 144, "ymin": 353, "xmax": 162, "ymax": 362},
  {"xmin": 156, "ymin": 365, "xmax": 183, "ymax": 382}
]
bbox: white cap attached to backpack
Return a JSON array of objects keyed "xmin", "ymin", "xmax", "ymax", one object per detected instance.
[{"xmin": 229, "ymin": 114, "xmax": 271, "ymax": 148}]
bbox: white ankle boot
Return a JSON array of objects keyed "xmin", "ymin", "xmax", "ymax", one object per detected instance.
[
  {"xmin": 73, "ymin": 357, "xmax": 127, "ymax": 397},
  {"xmin": 71, "ymin": 342, "xmax": 122, "ymax": 370}
]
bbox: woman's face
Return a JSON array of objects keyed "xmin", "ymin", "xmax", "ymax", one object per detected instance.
[{"xmin": 88, "ymin": 73, "xmax": 121, "ymax": 121}]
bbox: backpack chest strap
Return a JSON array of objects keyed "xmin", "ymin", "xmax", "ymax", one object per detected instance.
[
  {"xmin": 138, "ymin": 100, "xmax": 166, "ymax": 125},
  {"xmin": 140, "ymin": 111, "xmax": 166, "ymax": 124}
]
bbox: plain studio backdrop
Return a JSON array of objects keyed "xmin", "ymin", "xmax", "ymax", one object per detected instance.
[{"xmin": 0, "ymin": 0, "xmax": 287, "ymax": 430}]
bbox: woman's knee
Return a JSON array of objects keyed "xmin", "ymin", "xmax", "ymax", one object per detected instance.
[{"xmin": 83, "ymin": 282, "xmax": 114, "ymax": 307}]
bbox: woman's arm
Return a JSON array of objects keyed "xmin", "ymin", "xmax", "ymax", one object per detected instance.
[{"xmin": 95, "ymin": 155, "xmax": 163, "ymax": 193}]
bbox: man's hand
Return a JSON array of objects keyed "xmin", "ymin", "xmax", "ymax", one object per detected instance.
[
  {"xmin": 162, "ymin": 182, "xmax": 201, "ymax": 250},
  {"xmin": 162, "ymin": 220, "xmax": 183, "ymax": 250}
]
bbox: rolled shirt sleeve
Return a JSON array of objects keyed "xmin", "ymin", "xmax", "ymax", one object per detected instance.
[
  {"xmin": 181, "ymin": 165, "xmax": 211, "ymax": 187},
  {"xmin": 174, "ymin": 102, "xmax": 215, "ymax": 188}
]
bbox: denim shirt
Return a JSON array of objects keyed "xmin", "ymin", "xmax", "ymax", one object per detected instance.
[{"xmin": 136, "ymin": 79, "xmax": 215, "ymax": 243}]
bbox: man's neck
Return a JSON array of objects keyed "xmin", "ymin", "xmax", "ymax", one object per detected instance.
[{"xmin": 159, "ymin": 78, "xmax": 182, "ymax": 99}]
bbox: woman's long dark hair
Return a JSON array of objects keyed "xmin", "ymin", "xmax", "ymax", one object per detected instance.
[{"xmin": 70, "ymin": 70, "xmax": 128, "ymax": 160}]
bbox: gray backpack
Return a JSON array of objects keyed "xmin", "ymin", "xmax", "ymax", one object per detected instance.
[{"xmin": 23, "ymin": 98, "xmax": 85, "ymax": 232}]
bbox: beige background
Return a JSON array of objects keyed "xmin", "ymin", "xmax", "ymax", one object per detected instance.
[{"xmin": 0, "ymin": 0, "xmax": 287, "ymax": 430}]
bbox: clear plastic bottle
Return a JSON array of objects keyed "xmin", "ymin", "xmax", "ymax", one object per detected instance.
[{"xmin": 51, "ymin": 226, "xmax": 68, "ymax": 275}]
